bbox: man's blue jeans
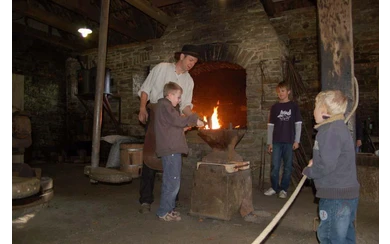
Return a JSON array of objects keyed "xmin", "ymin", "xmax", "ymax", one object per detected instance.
[
  {"xmin": 156, "ymin": 153, "xmax": 182, "ymax": 217},
  {"xmin": 317, "ymin": 198, "xmax": 359, "ymax": 244},
  {"xmin": 270, "ymin": 142, "xmax": 293, "ymax": 192}
]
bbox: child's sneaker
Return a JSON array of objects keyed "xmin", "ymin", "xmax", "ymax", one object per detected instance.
[
  {"xmin": 264, "ymin": 188, "xmax": 276, "ymax": 196},
  {"xmin": 159, "ymin": 211, "xmax": 182, "ymax": 222},
  {"xmin": 278, "ymin": 190, "xmax": 287, "ymax": 199},
  {"xmin": 244, "ymin": 213, "xmax": 259, "ymax": 223}
]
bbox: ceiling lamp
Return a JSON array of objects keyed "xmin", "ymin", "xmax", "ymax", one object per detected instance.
[{"xmin": 78, "ymin": 28, "xmax": 92, "ymax": 38}]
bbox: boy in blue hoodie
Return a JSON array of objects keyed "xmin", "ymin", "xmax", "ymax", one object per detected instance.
[{"xmin": 303, "ymin": 90, "xmax": 360, "ymax": 243}]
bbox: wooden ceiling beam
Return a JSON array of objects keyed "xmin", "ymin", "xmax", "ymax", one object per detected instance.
[
  {"xmin": 50, "ymin": 0, "xmax": 151, "ymax": 41},
  {"xmin": 123, "ymin": 0, "xmax": 173, "ymax": 26},
  {"xmin": 189, "ymin": 0, "xmax": 207, "ymax": 7},
  {"xmin": 13, "ymin": 22, "xmax": 90, "ymax": 51},
  {"xmin": 13, "ymin": 0, "xmax": 98, "ymax": 44},
  {"xmin": 150, "ymin": 0, "xmax": 182, "ymax": 8},
  {"xmin": 12, "ymin": 1, "xmax": 84, "ymax": 35}
]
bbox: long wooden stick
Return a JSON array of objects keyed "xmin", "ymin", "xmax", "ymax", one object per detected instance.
[{"xmin": 251, "ymin": 174, "xmax": 307, "ymax": 244}]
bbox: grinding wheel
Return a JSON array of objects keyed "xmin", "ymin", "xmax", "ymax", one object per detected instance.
[
  {"xmin": 84, "ymin": 166, "xmax": 132, "ymax": 183},
  {"xmin": 12, "ymin": 176, "xmax": 41, "ymax": 199}
]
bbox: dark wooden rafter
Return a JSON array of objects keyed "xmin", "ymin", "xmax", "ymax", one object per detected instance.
[
  {"xmin": 13, "ymin": 0, "xmax": 97, "ymax": 47},
  {"xmin": 109, "ymin": 0, "xmax": 156, "ymax": 38},
  {"xmin": 13, "ymin": 22, "xmax": 89, "ymax": 51},
  {"xmin": 261, "ymin": 0, "xmax": 317, "ymax": 17},
  {"xmin": 50, "ymin": 0, "xmax": 153, "ymax": 41},
  {"xmin": 190, "ymin": 0, "xmax": 208, "ymax": 7},
  {"xmin": 122, "ymin": 0, "xmax": 173, "ymax": 26},
  {"xmin": 150, "ymin": 0, "xmax": 182, "ymax": 8},
  {"xmin": 12, "ymin": 1, "xmax": 69, "ymax": 36}
]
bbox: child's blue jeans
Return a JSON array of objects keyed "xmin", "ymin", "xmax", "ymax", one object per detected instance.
[
  {"xmin": 270, "ymin": 142, "xmax": 293, "ymax": 192},
  {"xmin": 317, "ymin": 198, "xmax": 359, "ymax": 244},
  {"xmin": 156, "ymin": 153, "xmax": 182, "ymax": 217}
]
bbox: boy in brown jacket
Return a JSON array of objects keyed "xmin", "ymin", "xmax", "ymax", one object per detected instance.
[{"xmin": 154, "ymin": 82, "xmax": 204, "ymax": 221}]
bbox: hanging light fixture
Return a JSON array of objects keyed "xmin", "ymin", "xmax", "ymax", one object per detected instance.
[{"xmin": 78, "ymin": 28, "xmax": 92, "ymax": 38}]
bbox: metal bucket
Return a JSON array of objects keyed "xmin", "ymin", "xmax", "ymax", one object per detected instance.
[{"xmin": 77, "ymin": 67, "xmax": 111, "ymax": 95}]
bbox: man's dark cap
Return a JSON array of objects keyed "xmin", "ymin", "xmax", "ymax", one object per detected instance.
[{"xmin": 175, "ymin": 45, "xmax": 202, "ymax": 60}]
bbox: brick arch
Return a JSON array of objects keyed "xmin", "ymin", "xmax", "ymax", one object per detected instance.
[
  {"xmin": 197, "ymin": 43, "xmax": 254, "ymax": 69},
  {"xmin": 189, "ymin": 61, "xmax": 244, "ymax": 77},
  {"xmin": 189, "ymin": 42, "xmax": 252, "ymax": 78}
]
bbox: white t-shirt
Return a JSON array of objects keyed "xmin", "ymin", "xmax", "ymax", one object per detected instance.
[{"xmin": 138, "ymin": 62, "xmax": 194, "ymax": 113}]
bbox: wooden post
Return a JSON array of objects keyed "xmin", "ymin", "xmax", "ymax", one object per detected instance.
[
  {"xmin": 317, "ymin": 0, "xmax": 356, "ymax": 139},
  {"xmin": 91, "ymin": 0, "xmax": 110, "ymax": 168}
]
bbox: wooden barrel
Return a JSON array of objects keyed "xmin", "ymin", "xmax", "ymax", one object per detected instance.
[{"xmin": 120, "ymin": 144, "xmax": 143, "ymax": 178}]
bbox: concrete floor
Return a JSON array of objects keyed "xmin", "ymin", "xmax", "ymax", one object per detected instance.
[{"xmin": 12, "ymin": 162, "xmax": 379, "ymax": 244}]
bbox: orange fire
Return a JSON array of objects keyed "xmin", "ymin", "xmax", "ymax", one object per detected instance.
[{"xmin": 203, "ymin": 101, "xmax": 221, "ymax": 130}]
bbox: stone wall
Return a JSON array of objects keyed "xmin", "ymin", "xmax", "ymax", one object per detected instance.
[{"xmin": 12, "ymin": 38, "xmax": 68, "ymax": 162}]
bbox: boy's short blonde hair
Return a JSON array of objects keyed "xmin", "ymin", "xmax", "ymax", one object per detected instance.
[
  {"xmin": 163, "ymin": 82, "xmax": 183, "ymax": 97},
  {"xmin": 315, "ymin": 90, "xmax": 348, "ymax": 115}
]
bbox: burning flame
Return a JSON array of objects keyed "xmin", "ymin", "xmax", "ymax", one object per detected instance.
[
  {"xmin": 203, "ymin": 101, "xmax": 221, "ymax": 130},
  {"xmin": 203, "ymin": 116, "xmax": 209, "ymax": 129}
]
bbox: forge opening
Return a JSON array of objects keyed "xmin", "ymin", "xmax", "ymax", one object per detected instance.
[{"xmin": 190, "ymin": 61, "xmax": 247, "ymax": 129}]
